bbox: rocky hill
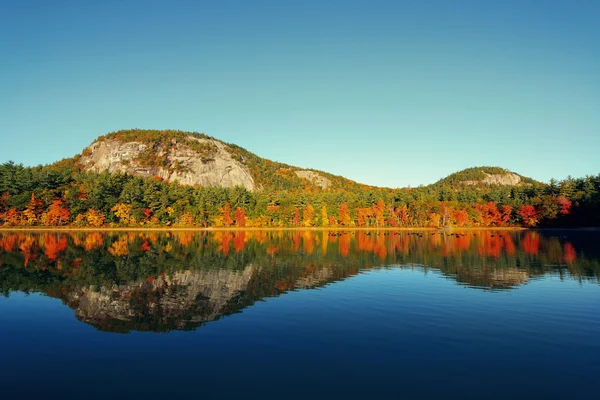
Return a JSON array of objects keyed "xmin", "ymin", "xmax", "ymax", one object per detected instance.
[
  {"xmin": 76, "ymin": 129, "xmax": 365, "ymax": 192},
  {"xmin": 433, "ymin": 166, "xmax": 537, "ymax": 187},
  {"xmin": 63, "ymin": 130, "xmax": 543, "ymax": 194}
]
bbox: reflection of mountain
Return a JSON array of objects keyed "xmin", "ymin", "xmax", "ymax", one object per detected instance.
[
  {"xmin": 66, "ymin": 267, "xmax": 255, "ymax": 333},
  {"xmin": 440, "ymin": 267, "xmax": 529, "ymax": 290},
  {"xmin": 1, "ymin": 230, "xmax": 599, "ymax": 333},
  {"xmin": 61, "ymin": 264, "xmax": 341, "ymax": 333}
]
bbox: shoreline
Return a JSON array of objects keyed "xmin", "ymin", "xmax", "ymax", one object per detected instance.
[{"xmin": 0, "ymin": 226, "xmax": 537, "ymax": 232}]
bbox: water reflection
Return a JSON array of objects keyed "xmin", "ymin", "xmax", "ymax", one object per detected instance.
[{"xmin": 1, "ymin": 230, "xmax": 598, "ymax": 333}]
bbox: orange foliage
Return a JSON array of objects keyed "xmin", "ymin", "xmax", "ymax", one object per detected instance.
[
  {"xmin": 220, "ymin": 202, "xmax": 233, "ymax": 227},
  {"xmin": 338, "ymin": 203, "xmax": 352, "ymax": 226},
  {"xmin": 302, "ymin": 231, "xmax": 315, "ymax": 254},
  {"xmin": 44, "ymin": 234, "xmax": 68, "ymax": 262},
  {"xmin": 46, "ymin": 199, "xmax": 70, "ymax": 226},
  {"xmin": 452, "ymin": 209, "xmax": 469, "ymax": 227},
  {"xmin": 563, "ymin": 242, "xmax": 576, "ymax": 263},
  {"xmin": 234, "ymin": 231, "xmax": 246, "ymax": 252},
  {"xmin": 522, "ymin": 232, "xmax": 540, "ymax": 255},
  {"xmin": 373, "ymin": 200, "xmax": 386, "ymax": 227},
  {"xmin": 303, "ymin": 204, "xmax": 314, "ymax": 227},
  {"xmin": 84, "ymin": 233, "xmax": 105, "ymax": 250},
  {"xmin": 221, "ymin": 232, "xmax": 233, "ymax": 256},
  {"xmin": 339, "ymin": 233, "xmax": 350, "ymax": 257},
  {"xmin": 234, "ymin": 207, "xmax": 246, "ymax": 227}
]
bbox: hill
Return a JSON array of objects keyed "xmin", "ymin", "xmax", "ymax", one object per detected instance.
[
  {"xmin": 75, "ymin": 129, "xmax": 369, "ymax": 192},
  {"xmin": 432, "ymin": 166, "xmax": 538, "ymax": 188}
]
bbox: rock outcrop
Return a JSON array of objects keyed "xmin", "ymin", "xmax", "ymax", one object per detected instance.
[
  {"xmin": 295, "ymin": 170, "xmax": 332, "ymax": 189},
  {"xmin": 464, "ymin": 171, "xmax": 523, "ymax": 186},
  {"xmin": 79, "ymin": 137, "xmax": 256, "ymax": 190}
]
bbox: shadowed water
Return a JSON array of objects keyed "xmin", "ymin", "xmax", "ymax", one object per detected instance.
[{"xmin": 1, "ymin": 229, "xmax": 599, "ymax": 398}]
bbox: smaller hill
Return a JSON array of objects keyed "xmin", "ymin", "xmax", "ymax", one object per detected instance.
[{"xmin": 433, "ymin": 166, "xmax": 538, "ymax": 187}]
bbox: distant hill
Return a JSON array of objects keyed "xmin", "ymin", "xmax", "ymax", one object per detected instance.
[
  {"xmin": 73, "ymin": 129, "xmax": 370, "ymax": 192},
  {"xmin": 432, "ymin": 166, "xmax": 538, "ymax": 188}
]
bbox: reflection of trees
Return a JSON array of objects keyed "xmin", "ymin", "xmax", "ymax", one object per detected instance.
[{"xmin": 0, "ymin": 230, "xmax": 599, "ymax": 332}]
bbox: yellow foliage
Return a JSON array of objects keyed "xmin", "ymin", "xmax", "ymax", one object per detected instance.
[
  {"xmin": 108, "ymin": 236, "xmax": 129, "ymax": 256},
  {"xmin": 86, "ymin": 209, "xmax": 106, "ymax": 227}
]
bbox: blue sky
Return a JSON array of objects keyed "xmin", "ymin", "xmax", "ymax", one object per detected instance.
[{"xmin": 1, "ymin": 0, "xmax": 598, "ymax": 188}]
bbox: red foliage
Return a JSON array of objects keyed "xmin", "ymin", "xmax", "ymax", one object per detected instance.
[
  {"xmin": 234, "ymin": 207, "xmax": 246, "ymax": 227},
  {"xmin": 557, "ymin": 196, "xmax": 572, "ymax": 215},
  {"xmin": 452, "ymin": 209, "xmax": 469, "ymax": 227},
  {"xmin": 234, "ymin": 231, "xmax": 246, "ymax": 252},
  {"xmin": 221, "ymin": 202, "xmax": 233, "ymax": 227},
  {"xmin": 44, "ymin": 234, "xmax": 68, "ymax": 261},
  {"xmin": 46, "ymin": 199, "xmax": 70, "ymax": 226},
  {"xmin": 475, "ymin": 201, "xmax": 502, "ymax": 226},
  {"xmin": 563, "ymin": 242, "xmax": 576, "ymax": 263},
  {"xmin": 500, "ymin": 205, "xmax": 513, "ymax": 226},
  {"xmin": 519, "ymin": 205, "xmax": 538, "ymax": 226},
  {"xmin": 522, "ymin": 232, "xmax": 540, "ymax": 255},
  {"xmin": 142, "ymin": 208, "xmax": 153, "ymax": 219}
]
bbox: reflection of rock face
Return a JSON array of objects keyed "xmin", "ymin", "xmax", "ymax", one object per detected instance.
[
  {"xmin": 67, "ymin": 267, "xmax": 255, "ymax": 333},
  {"xmin": 79, "ymin": 138, "xmax": 256, "ymax": 190},
  {"xmin": 295, "ymin": 268, "xmax": 334, "ymax": 289},
  {"xmin": 62, "ymin": 264, "xmax": 351, "ymax": 333},
  {"xmin": 450, "ymin": 267, "xmax": 529, "ymax": 289}
]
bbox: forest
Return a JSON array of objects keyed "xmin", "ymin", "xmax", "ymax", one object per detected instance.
[{"xmin": 0, "ymin": 130, "xmax": 599, "ymax": 229}]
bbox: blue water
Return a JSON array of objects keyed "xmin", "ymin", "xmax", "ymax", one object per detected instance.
[{"xmin": 2, "ymin": 266, "xmax": 599, "ymax": 399}]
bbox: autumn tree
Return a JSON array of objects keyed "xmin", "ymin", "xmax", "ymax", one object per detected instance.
[
  {"xmin": 452, "ymin": 209, "xmax": 469, "ymax": 227},
  {"xmin": 86, "ymin": 209, "xmax": 106, "ymax": 227},
  {"xmin": 22, "ymin": 193, "xmax": 43, "ymax": 225},
  {"xmin": 220, "ymin": 202, "xmax": 233, "ymax": 227},
  {"xmin": 234, "ymin": 207, "xmax": 246, "ymax": 227},
  {"xmin": 519, "ymin": 205, "xmax": 538, "ymax": 226},
  {"xmin": 320, "ymin": 205, "xmax": 329, "ymax": 227},
  {"xmin": 303, "ymin": 204, "xmax": 314, "ymax": 227},
  {"xmin": 500, "ymin": 205, "xmax": 513, "ymax": 226},
  {"xmin": 338, "ymin": 202, "xmax": 352, "ymax": 226},
  {"xmin": 557, "ymin": 196, "xmax": 572, "ymax": 215},
  {"xmin": 178, "ymin": 212, "xmax": 195, "ymax": 226},
  {"xmin": 475, "ymin": 201, "xmax": 502, "ymax": 226},
  {"xmin": 46, "ymin": 199, "xmax": 70, "ymax": 226},
  {"xmin": 111, "ymin": 203, "xmax": 135, "ymax": 225},
  {"xmin": 373, "ymin": 199, "xmax": 386, "ymax": 227}
]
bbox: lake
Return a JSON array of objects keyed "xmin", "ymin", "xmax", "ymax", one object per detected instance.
[{"xmin": 1, "ymin": 229, "xmax": 599, "ymax": 398}]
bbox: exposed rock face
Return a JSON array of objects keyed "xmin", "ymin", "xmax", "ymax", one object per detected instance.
[
  {"xmin": 295, "ymin": 170, "xmax": 332, "ymax": 189},
  {"xmin": 79, "ymin": 137, "xmax": 256, "ymax": 191},
  {"xmin": 464, "ymin": 171, "xmax": 522, "ymax": 186}
]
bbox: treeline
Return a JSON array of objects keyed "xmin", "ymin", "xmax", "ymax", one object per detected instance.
[{"xmin": 0, "ymin": 161, "xmax": 599, "ymax": 228}]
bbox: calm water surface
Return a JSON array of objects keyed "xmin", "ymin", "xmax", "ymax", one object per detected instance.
[{"xmin": 1, "ymin": 230, "xmax": 599, "ymax": 398}]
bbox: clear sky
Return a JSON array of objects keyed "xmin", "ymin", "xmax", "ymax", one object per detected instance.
[{"xmin": 1, "ymin": 0, "xmax": 598, "ymax": 188}]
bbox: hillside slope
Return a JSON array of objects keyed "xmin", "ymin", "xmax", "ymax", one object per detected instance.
[{"xmin": 76, "ymin": 129, "xmax": 368, "ymax": 192}]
